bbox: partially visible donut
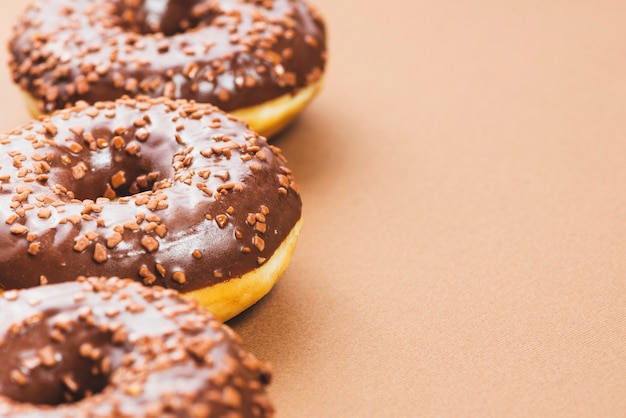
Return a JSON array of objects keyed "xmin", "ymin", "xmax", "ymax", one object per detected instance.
[
  {"xmin": 0, "ymin": 96, "xmax": 302, "ymax": 321},
  {"xmin": 0, "ymin": 276, "xmax": 274, "ymax": 417},
  {"xmin": 9, "ymin": 0, "xmax": 328, "ymax": 138}
]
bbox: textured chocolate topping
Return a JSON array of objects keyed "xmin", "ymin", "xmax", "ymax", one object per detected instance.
[
  {"xmin": 8, "ymin": 0, "xmax": 327, "ymax": 114},
  {"xmin": 0, "ymin": 277, "xmax": 274, "ymax": 417},
  {"xmin": 0, "ymin": 96, "xmax": 302, "ymax": 292}
]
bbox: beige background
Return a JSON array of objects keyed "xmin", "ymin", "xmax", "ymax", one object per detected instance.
[{"xmin": 3, "ymin": 1, "xmax": 626, "ymax": 416}]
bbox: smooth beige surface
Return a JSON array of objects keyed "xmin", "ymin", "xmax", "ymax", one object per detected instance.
[{"xmin": 3, "ymin": 1, "xmax": 626, "ymax": 416}]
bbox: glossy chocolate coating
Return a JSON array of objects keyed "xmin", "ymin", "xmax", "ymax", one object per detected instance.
[
  {"xmin": 0, "ymin": 96, "xmax": 302, "ymax": 292},
  {"xmin": 0, "ymin": 277, "xmax": 274, "ymax": 416},
  {"xmin": 8, "ymin": 0, "xmax": 327, "ymax": 113}
]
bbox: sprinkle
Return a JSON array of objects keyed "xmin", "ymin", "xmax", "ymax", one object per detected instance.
[
  {"xmin": 28, "ymin": 242, "xmax": 41, "ymax": 255},
  {"xmin": 10, "ymin": 224, "xmax": 28, "ymax": 235},
  {"xmin": 93, "ymin": 243, "xmax": 108, "ymax": 263},
  {"xmin": 62, "ymin": 375, "xmax": 79, "ymax": 393},
  {"xmin": 38, "ymin": 345, "xmax": 58, "ymax": 367},
  {"xmin": 73, "ymin": 236, "xmax": 90, "ymax": 252},
  {"xmin": 172, "ymin": 271, "xmax": 187, "ymax": 284},
  {"xmin": 253, "ymin": 236, "xmax": 265, "ymax": 252},
  {"xmin": 10, "ymin": 370, "xmax": 27, "ymax": 386},
  {"xmin": 107, "ymin": 232, "xmax": 123, "ymax": 248},
  {"xmin": 141, "ymin": 236, "xmax": 159, "ymax": 252},
  {"xmin": 156, "ymin": 263, "xmax": 166, "ymax": 277},
  {"xmin": 111, "ymin": 170, "xmax": 126, "ymax": 188},
  {"xmin": 37, "ymin": 208, "xmax": 52, "ymax": 219},
  {"xmin": 215, "ymin": 214, "xmax": 228, "ymax": 228}
]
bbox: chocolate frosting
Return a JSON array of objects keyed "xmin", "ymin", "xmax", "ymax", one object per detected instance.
[
  {"xmin": 0, "ymin": 277, "xmax": 274, "ymax": 417},
  {"xmin": 8, "ymin": 0, "xmax": 327, "ymax": 113},
  {"xmin": 0, "ymin": 96, "xmax": 302, "ymax": 292}
]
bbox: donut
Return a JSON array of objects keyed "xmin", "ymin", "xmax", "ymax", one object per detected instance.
[
  {"xmin": 8, "ymin": 0, "xmax": 328, "ymax": 138},
  {"xmin": 0, "ymin": 96, "xmax": 302, "ymax": 321},
  {"xmin": 0, "ymin": 276, "xmax": 274, "ymax": 417}
]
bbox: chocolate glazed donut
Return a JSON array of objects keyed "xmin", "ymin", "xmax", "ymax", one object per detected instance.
[
  {"xmin": 0, "ymin": 96, "xmax": 302, "ymax": 320},
  {"xmin": 0, "ymin": 277, "xmax": 274, "ymax": 417},
  {"xmin": 8, "ymin": 0, "xmax": 328, "ymax": 137}
]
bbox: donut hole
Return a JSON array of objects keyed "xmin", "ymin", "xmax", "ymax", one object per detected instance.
[
  {"xmin": 59, "ymin": 125, "xmax": 179, "ymax": 201},
  {"xmin": 112, "ymin": 0, "xmax": 216, "ymax": 36},
  {"xmin": 0, "ymin": 316, "xmax": 119, "ymax": 405},
  {"xmin": 64, "ymin": 156, "xmax": 167, "ymax": 202}
]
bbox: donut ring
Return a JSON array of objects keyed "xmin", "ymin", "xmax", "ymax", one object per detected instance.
[
  {"xmin": 9, "ymin": 0, "xmax": 327, "ymax": 138},
  {"xmin": 0, "ymin": 276, "xmax": 274, "ymax": 416},
  {"xmin": 0, "ymin": 96, "xmax": 302, "ymax": 321}
]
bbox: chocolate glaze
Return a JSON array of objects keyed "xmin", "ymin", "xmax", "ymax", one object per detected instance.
[
  {"xmin": 0, "ymin": 277, "xmax": 274, "ymax": 417},
  {"xmin": 8, "ymin": 0, "xmax": 327, "ymax": 114},
  {"xmin": 0, "ymin": 96, "xmax": 302, "ymax": 292}
]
